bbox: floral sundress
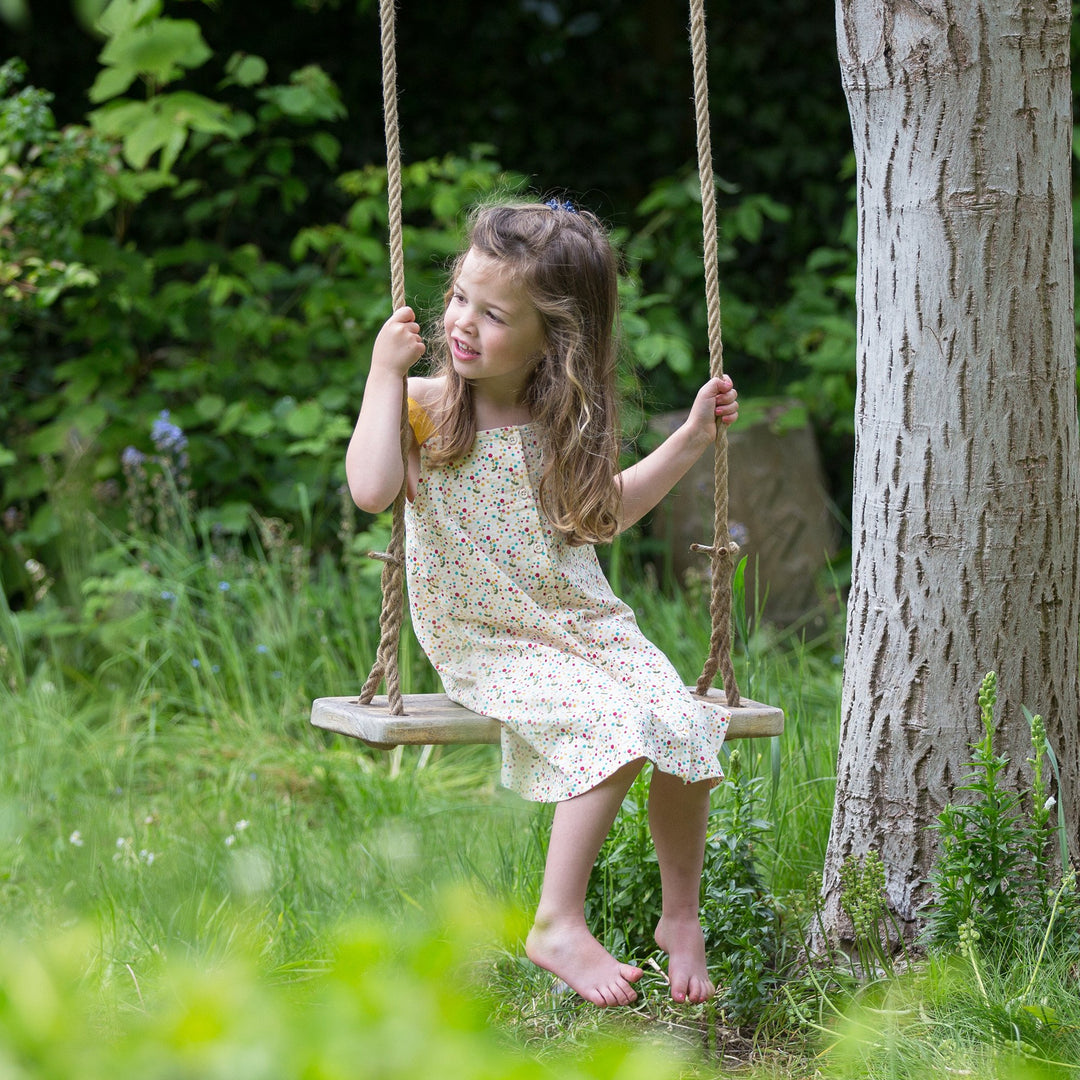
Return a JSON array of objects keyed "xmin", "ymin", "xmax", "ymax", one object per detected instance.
[{"xmin": 404, "ymin": 407, "xmax": 729, "ymax": 802}]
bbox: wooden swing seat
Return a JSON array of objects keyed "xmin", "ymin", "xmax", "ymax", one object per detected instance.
[{"xmin": 311, "ymin": 689, "xmax": 784, "ymax": 750}]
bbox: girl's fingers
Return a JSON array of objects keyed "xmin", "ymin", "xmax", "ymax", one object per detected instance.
[{"xmin": 715, "ymin": 382, "xmax": 739, "ymax": 425}]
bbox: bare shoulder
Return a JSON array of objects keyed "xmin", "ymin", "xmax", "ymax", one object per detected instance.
[{"xmin": 407, "ymin": 375, "xmax": 444, "ymax": 409}]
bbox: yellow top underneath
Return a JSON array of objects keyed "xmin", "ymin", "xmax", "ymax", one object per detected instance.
[{"xmin": 407, "ymin": 397, "xmax": 437, "ymax": 445}]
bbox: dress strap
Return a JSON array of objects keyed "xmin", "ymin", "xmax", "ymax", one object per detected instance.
[{"xmin": 407, "ymin": 397, "xmax": 438, "ymax": 445}]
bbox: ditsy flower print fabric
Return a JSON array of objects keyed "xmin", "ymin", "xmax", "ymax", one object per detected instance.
[{"xmin": 404, "ymin": 416, "xmax": 730, "ymax": 802}]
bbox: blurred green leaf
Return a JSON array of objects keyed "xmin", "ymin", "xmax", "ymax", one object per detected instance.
[{"xmin": 98, "ymin": 16, "xmax": 212, "ymax": 89}]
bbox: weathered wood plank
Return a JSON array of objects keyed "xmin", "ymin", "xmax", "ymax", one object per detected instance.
[{"xmin": 311, "ymin": 689, "xmax": 784, "ymax": 749}]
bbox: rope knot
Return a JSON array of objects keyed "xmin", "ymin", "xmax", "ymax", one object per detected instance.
[
  {"xmin": 367, "ymin": 550, "xmax": 402, "ymax": 567},
  {"xmin": 689, "ymin": 538, "xmax": 741, "ymax": 561}
]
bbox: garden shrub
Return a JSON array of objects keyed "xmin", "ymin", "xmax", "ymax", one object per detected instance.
[
  {"xmin": 586, "ymin": 744, "xmax": 783, "ymax": 1024},
  {"xmin": 924, "ymin": 671, "xmax": 1080, "ymax": 959},
  {"xmin": 2, "ymin": 0, "xmax": 861, "ymax": 609}
]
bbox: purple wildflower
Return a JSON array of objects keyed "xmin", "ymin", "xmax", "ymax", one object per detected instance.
[{"xmin": 151, "ymin": 411, "xmax": 187, "ymax": 454}]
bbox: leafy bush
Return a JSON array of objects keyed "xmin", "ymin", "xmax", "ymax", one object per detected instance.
[
  {"xmin": 699, "ymin": 746, "xmax": 784, "ymax": 1020},
  {"xmin": 0, "ymin": 58, "xmax": 110, "ymax": 310},
  {"xmin": 2, "ymin": 0, "xmax": 864, "ymax": 609},
  {"xmin": 923, "ymin": 671, "xmax": 1080, "ymax": 959},
  {"xmin": 585, "ymin": 744, "xmax": 784, "ymax": 1024}
]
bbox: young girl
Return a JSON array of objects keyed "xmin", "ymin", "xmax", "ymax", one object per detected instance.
[{"xmin": 347, "ymin": 201, "xmax": 738, "ymax": 1009}]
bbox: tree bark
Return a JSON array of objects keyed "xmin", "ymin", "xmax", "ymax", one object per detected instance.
[{"xmin": 823, "ymin": 0, "xmax": 1080, "ymax": 940}]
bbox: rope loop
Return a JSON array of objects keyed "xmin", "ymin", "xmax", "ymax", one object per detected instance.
[{"xmin": 690, "ymin": 540, "xmax": 741, "ymax": 559}]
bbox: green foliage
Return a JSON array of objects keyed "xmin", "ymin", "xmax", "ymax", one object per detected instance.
[
  {"xmin": 0, "ymin": 905, "xmax": 695, "ymax": 1080},
  {"xmin": 585, "ymin": 744, "xmax": 784, "ymax": 1025},
  {"xmin": 807, "ymin": 947, "xmax": 1080, "ymax": 1079},
  {"xmin": 0, "ymin": 58, "xmax": 110, "ymax": 308},
  {"xmin": 619, "ymin": 164, "xmax": 858, "ymax": 499},
  {"xmin": 585, "ymin": 774, "xmax": 661, "ymax": 962},
  {"xmin": 699, "ymin": 746, "xmax": 784, "ymax": 1021},
  {"xmin": 827, "ymin": 850, "xmax": 911, "ymax": 980},
  {"xmin": 622, "ymin": 167, "xmax": 795, "ymax": 401},
  {"xmin": 2, "ymin": 409, "xmax": 420, "ymax": 725},
  {"xmin": 924, "ymin": 672, "xmax": 1080, "ymax": 959},
  {"xmin": 0, "ymin": 19, "xmax": 521, "ymax": 593}
]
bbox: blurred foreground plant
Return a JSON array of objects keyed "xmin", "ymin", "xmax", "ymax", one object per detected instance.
[{"xmin": 0, "ymin": 898, "xmax": 693, "ymax": 1080}]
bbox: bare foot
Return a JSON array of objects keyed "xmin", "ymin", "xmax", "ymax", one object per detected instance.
[
  {"xmin": 654, "ymin": 915, "xmax": 714, "ymax": 1004},
  {"xmin": 526, "ymin": 915, "xmax": 643, "ymax": 1007}
]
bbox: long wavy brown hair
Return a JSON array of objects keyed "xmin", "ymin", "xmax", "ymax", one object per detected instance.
[{"xmin": 426, "ymin": 201, "xmax": 622, "ymax": 545}]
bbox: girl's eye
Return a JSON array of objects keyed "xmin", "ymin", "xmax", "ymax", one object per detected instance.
[{"xmin": 486, "ymin": 311, "xmax": 503, "ymax": 324}]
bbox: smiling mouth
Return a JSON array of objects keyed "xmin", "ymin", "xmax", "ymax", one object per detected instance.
[{"xmin": 452, "ymin": 337, "xmax": 479, "ymax": 360}]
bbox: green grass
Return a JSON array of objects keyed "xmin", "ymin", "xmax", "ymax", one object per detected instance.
[
  {"xmin": 7, "ymin": 497, "xmax": 1078, "ymax": 1077},
  {"xmin": 2, "ymin": 513, "xmax": 536, "ymax": 985},
  {"xmin": 0, "ymin": 500, "xmax": 845, "ymax": 1073},
  {"xmin": 796, "ymin": 945, "xmax": 1080, "ymax": 1079}
]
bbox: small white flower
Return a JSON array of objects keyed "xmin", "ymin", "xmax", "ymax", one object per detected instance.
[
  {"xmin": 225, "ymin": 834, "xmax": 236, "ymax": 847},
  {"xmin": 69, "ymin": 831, "xmax": 84, "ymax": 847},
  {"xmin": 116, "ymin": 837, "xmax": 128, "ymax": 849},
  {"xmin": 139, "ymin": 849, "xmax": 156, "ymax": 866},
  {"xmin": 235, "ymin": 819, "xmax": 250, "ymax": 832},
  {"xmin": 1044, "ymin": 795, "xmax": 1057, "ymax": 811}
]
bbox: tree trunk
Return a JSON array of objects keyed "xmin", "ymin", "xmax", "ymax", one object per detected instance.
[{"xmin": 823, "ymin": 0, "xmax": 1080, "ymax": 941}]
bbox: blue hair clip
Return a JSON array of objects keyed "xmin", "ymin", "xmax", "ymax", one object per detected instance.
[{"xmin": 545, "ymin": 198, "xmax": 578, "ymax": 214}]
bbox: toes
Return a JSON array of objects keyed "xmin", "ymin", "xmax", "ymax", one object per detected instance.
[
  {"xmin": 590, "ymin": 981, "xmax": 636, "ymax": 1008},
  {"xmin": 667, "ymin": 969, "xmax": 714, "ymax": 1005},
  {"xmin": 683, "ymin": 975, "xmax": 714, "ymax": 1004},
  {"xmin": 619, "ymin": 963, "xmax": 644, "ymax": 983}
]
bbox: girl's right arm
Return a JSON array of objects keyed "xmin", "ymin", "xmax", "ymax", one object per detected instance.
[{"xmin": 346, "ymin": 307, "xmax": 426, "ymax": 512}]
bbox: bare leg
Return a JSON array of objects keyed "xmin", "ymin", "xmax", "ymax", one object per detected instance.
[
  {"xmin": 525, "ymin": 758, "xmax": 646, "ymax": 1007},
  {"xmin": 649, "ymin": 769, "xmax": 714, "ymax": 1004}
]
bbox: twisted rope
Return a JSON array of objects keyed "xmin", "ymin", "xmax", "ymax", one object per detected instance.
[
  {"xmin": 359, "ymin": 0, "xmax": 410, "ymax": 715},
  {"xmin": 689, "ymin": 0, "xmax": 741, "ymax": 707}
]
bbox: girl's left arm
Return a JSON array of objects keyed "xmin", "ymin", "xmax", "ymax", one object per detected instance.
[{"xmin": 615, "ymin": 375, "xmax": 738, "ymax": 532}]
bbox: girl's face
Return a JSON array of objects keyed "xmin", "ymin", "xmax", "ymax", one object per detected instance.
[{"xmin": 443, "ymin": 249, "xmax": 547, "ymax": 400}]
